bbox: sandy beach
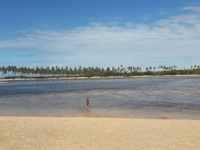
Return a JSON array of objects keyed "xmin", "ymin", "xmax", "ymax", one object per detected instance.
[
  {"xmin": 0, "ymin": 74, "xmax": 200, "ymax": 83},
  {"xmin": 0, "ymin": 117, "xmax": 200, "ymax": 150}
]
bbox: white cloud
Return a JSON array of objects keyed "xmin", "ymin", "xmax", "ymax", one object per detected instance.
[
  {"xmin": 142, "ymin": 14, "xmax": 152, "ymax": 21},
  {"xmin": 125, "ymin": 22, "xmax": 135, "ymax": 28},
  {"xmin": 182, "ymin": 6, "xmax": 200, "ymax": 12},
  {"xmin": 0, "ymin": 6, "xmax": 200, "ymax": 69},
  {"xmin": 158, "ymin": 11, "xmax": 168, "ymax": 15}
]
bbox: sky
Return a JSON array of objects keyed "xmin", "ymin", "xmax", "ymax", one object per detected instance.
[{"xmin": 0, "ymin": 0, "xmax": 200, "ymax": 70}]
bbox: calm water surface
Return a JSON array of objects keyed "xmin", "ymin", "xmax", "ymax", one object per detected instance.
[{"xmin": 0, "ymin": 77, "xmax": 200, "ymax": 119}]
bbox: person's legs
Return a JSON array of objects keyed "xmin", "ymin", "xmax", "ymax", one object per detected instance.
[{"xmin": 85, "ymin": 104, "xmax": 89, "ymax": 111}]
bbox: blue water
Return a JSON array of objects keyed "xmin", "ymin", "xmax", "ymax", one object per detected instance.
[{"xmin": 0, "ymin": 77, "xmax": 200, "ymax": 119}]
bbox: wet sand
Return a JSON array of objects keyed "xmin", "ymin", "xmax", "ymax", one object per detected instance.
[{"xmin": 0, "ymin": 116, "xmax": 200, "ymax": 150}]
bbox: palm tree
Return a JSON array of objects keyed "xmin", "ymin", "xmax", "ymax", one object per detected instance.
[
  {"xmin": 127, "ymin": 66, "xmax": 130, "ymax": 73},
  {"xmin": 173, "ymin": 65, "xmax": 177, "ymax": 70},
  {"xmin": 3, "ymin": 66, "xmax": 7, "ymax": 78},
  {"xmin": 78, "ymin": 66, "xmax": 82, "ymax": 76},
  {"xmin": 27, "ymin": 67, "xmax": 31, "ymax": 77},
  {"xmin": 117, "ymin": 67, "xmax": 120, "ymax": 73},
  {"xmin": 13, "ymin": 66, "xmax": 17, "ymax": 77},
  {"xmin": 47, "ymin": 66, "xmax": 51, "ymax": 76},
  {"xmin": 106, "ymin": 67, "xmax": 110, "ymax": 73},
  {"xmin": 120, "ymin": 64, "xmax": 123, "ymax": 73},
  {"xmin": 69, "ymin": 68, "xmax": 73, "ymax": 76},
  {"xmin": 7, "ymin": 66, "xmax": 12, "ymax": 77},
  {"xmin": 160, "ymin": 65, "xmax": 163, "ymax": 70},
  {"xmin": 0, "ymin": 67, "xmax": 2, "ymax": 78},
  {"xmin": 74, "ymin": 67, "xmax": 77, "ymax": 76},
  {"xmin": 149, "ymin": 66, "xmax": 152, "ymax": 71},
  {"xmin": 65, "ymin": 66, "xmax": 69, "ymax": 76},
  {"xmin": 55, "ymin": 66, "xmax": 60, "ymax": 76},
  {"xmin": 51, "ymin": 67, "xmax": 55, "ymax": 76},
  {"xmin": 61, "ymin": 67, "xmax": 64, "ymax": 76},
  {"xmin": 35, "ymin": 67, "xmax": 39, "ymax": 76}
]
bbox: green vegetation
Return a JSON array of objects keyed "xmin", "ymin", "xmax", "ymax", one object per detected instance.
[{"xmin": 0, "ymin": 65, "xmax": 200, "ymax": 79}]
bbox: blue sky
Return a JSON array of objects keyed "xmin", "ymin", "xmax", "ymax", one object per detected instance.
[{"xmin": 0, "ymin": 0, "xmax": 200, "ymax": 69}]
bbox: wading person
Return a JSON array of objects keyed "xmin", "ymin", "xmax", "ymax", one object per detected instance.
[{"xmin": 85, "ymin": 98, "xmax": 90, "ymax": 111}]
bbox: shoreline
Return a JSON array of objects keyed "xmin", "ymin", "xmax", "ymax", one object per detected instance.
[
  {"xmin": 0, "ymin": 113, "xmax": 199, "ymax": 120},
  {"xmin": 0, "ymin": 74, "xmax": 200, "ymax": 82},
  {"xmin": 1, "ymin": 116, "xmax": 200, "ymax": 150}
]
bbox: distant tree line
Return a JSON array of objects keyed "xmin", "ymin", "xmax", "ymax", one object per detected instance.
[{"xmin": 0, "ymin": 64, "xmax": 200, "ymax": 78}]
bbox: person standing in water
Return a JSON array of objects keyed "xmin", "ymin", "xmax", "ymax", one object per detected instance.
[{"xmin": 85, "ymin": 98, "xmax": 90, "ymax": 111}]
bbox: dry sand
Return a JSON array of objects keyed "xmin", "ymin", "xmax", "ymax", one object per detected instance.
[
  {"xmin": 0, "ymin": 74, "xmax": 200, "ymax": 83},
  {"xmin": 0, "ymin": 117, "xmax": 200, "ymax": 150}
]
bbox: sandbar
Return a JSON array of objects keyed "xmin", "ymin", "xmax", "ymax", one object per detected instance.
[
  {"xmin": 0, "ymin": 74, "xmax": 200, "ymax": 83},
  {"xmin": 0, "ymin": 116, "xmax": 200, "ymax": 150}
]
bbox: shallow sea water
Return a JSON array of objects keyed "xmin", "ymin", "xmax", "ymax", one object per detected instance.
[{"xmin": 0, "ymin": 77, "xmax": 200, "ymax": 119}]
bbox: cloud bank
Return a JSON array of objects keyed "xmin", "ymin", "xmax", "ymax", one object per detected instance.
[{"xmin": 0, "ymin": 6, "xmax": 200, "ymax": 69}]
